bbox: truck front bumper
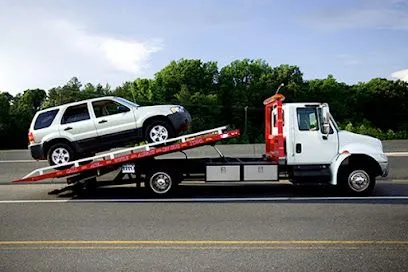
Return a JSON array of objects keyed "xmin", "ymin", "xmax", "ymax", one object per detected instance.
[{"xmin": 379, "ymin": 161, "xmax": 389, "ymax": 177}]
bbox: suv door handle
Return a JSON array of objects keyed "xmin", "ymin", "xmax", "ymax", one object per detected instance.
[
  {"xmin": 98, "ymin": 120, "xmax": 108, "ymax": 124},
  {"xmin": 64, "ymin": 127, "xmax": 73, "ymax": 131}
]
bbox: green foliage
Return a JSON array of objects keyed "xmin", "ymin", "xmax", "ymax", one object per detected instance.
[
  {"xmin": 0, "ymin": 93, "xmax": 11, "ymax": 140},
  {"xmin": 340, "ymin": 121, "xmax": 408, "ymax": 140},
  {"xmin": 0, "ymin": 58, "xmax": 407, "ymax": 149},
  {"xmin": 42, "ymin": 77, "xmax": 112, "ymax": 108}
]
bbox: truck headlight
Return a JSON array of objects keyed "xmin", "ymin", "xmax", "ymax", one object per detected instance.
[
  {"xmin": 170, "ymin": 106, "xmax": 184, "ymax": 113},
  {"xmin": 379, "ymin": 153, "xmax": 388, "ymax": 162}
]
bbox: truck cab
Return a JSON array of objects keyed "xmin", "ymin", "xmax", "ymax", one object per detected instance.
[{"xmin": 266, "ymin": 94, "xmax": 389, "ymax": 194}]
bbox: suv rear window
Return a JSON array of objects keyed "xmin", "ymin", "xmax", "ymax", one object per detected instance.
[{"xmin": 34, "ymin": 109, "xmax": 59, "ymax": 130}]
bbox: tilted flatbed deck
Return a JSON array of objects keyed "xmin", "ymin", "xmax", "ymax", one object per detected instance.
[{"xmin": 13, "ymin": 126, "xmax": 240, "ymax": 183}]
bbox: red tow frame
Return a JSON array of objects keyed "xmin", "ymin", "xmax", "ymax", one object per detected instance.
[
  {"xmin": 263, "ymin": 93, "xmax": 286, "ymax": 162},
  {"xmin": 13, "ymin": 129, "xmax": 240, "ymax": 183}
]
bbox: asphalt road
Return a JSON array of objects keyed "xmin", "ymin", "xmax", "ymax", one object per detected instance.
[
  {"xmin": 0, "ymin": 180, "xmax": 407, "ymax": 270},
  {"xmin": 1, "ymin": 179, "xmax": 408, "ymax": 200},
  {"xmin": 0, "ymin": 187, "xmax": 407, "ymax": 271}
]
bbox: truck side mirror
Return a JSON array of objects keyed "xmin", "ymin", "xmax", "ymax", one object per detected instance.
[
  {"xmin": 321, "ymin": 105, "xmax": 330, "ymax": 138},
  {"xmin": 323, "ymin": 123, "xmax": 330, "ymax": 135}
]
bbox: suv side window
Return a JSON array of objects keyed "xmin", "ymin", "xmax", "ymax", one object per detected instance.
[
  {"xmin": 34, "ymin": 109, "xmax": 59, "ymax": 130},
  {"xmin": 92, "ymin": 100, "xmax": 130, "ymax": 118},
  {"xmin": 61, "ymin": 103, "xmax": 90, "ymax": 124},
  {"xmin": 296, "ymin": 108, "xmax": 318, "ymax": 131}
]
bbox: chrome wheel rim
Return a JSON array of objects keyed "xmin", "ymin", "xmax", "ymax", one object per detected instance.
[
  {"xmin": 51, "ymin": 147, "xmax": 70, "ymax": 165},
  {"xmin": 149, "ymin": 125, "xmax": 169, "ymax": 142},
  {"xmin": 348, "ymin": 170, "xmax": 370, "ymax": 192},
  {"xmin": 149, "ymin": 172, "xmax": 172, "ymax": 194}
]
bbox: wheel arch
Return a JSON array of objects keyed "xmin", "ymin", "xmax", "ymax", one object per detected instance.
[
  {"xmin": 338, "ymin": 154, "xmax": 382, "ymax": 177},
  {"xmin": 43, "ymin": 138, "xmax": 76, "ymax": 156},
  {"xmin": 142, "ymin": 115, "xmax": 176, "ymax": 143},
  {"xmin": 142, "ymin": 115, "xmax": 174, "ymax": 132},
  {"xmin": 330, "ymin": 153, "xmax": 382, "ymax": 185}
]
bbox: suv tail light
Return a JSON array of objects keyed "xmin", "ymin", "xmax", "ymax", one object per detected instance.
[{"xmin": 28, "ymin": 132, "xmax": 35, "ymax": 144}]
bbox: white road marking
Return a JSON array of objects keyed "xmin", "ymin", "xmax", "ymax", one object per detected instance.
[
  {"xmin": 386, "ymin": 152, "xmax": 408, "ymax": 156},
  {"xmin": 0, "ymin": 160, "xmax": 39, "ymax": 163},
  {"xmin": 0, "ymin": 196, "xmax": 408, "ymax": 204}
]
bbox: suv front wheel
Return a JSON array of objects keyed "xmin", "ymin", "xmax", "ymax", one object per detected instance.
[
  {"xmin": 145, "ymin": 121, "xmax": 175, "ymax": 143},
  {"xmin": 47, "ymin": 143, "xmax": 75, "ymax": 167}
]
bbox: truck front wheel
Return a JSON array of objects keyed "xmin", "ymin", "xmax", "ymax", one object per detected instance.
[{"xmin": 340, "ymin": 167, "xmax": 376, "ymax": 196}]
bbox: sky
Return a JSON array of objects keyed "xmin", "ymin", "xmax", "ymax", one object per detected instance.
[{"xmin": 1, "ymin": 0, "xmax": 408, "ymax": 95}]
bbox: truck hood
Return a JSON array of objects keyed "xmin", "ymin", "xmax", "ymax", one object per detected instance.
[{"xmin": 338, "ymin": 130, "xmax": 383, "ymax": 153}]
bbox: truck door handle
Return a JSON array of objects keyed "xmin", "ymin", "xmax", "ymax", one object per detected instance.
[
  {"xmin": 64, "ymin": 127, "xmax": 73, "ymax": 131},
  {"xmin": 296, "ymin": 143, "xmax": 302, "ymax": 153},
  {"xmin": 98, "ymin": 120, "xmax": 107, "ymax": 124}
]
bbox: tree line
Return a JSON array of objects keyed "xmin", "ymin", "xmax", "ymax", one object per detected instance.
[{"xmin": 1, "ymin": 58, "xmax": 407, "ymax": 149}]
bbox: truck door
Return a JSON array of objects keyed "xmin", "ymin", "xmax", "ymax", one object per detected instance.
[{"xmin": 293, "ymin": 106, "xmax": 338, "ymax": 165}]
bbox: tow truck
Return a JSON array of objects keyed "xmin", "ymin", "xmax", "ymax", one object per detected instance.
[{"xmin": 13, "ymin": 88, "xmax": 389, "ymax": 196}]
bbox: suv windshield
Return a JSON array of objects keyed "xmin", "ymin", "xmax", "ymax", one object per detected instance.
[{"xmin": 115, "ymin": 97, "xmax": 139, "ymax": 108}]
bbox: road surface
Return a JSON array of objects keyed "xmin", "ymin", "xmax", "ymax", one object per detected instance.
[{"xmin": 1, "ymin": 180, "xmax": 408, "ymax": 271}]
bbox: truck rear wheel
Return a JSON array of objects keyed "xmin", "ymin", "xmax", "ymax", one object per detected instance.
[
  {"xmin": 145, "ymin": 170, "xmax": 178, "ymax": 196},
  {"xmin": 340, "ymin": 167, "xmax": 375, "ymax": 196}
]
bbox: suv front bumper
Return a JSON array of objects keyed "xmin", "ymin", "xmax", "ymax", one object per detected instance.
[
  {"xmin": 168, "ymin": 111, "xmax": 192, "ymax": 133},
  {"xmin": 29, "ymin": 143, "xmax": 45, "ymax": 160}
]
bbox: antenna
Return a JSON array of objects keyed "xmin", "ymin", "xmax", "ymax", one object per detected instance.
[{"xmin": 275, "ymin": 83, "xmax": 284, "ymax": 95}]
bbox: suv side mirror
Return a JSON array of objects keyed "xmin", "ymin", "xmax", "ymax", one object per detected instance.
[{"xmin": 117, "ymin": 105, "xmax": 129, "ymax": 112}]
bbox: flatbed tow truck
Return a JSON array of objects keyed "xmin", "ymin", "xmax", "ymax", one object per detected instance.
[{"xmin": 13, "ymin": 89, "xmax": 389, "ymax": 196}]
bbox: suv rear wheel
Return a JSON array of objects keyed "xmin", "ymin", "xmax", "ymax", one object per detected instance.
[{"xmin": 47, "ymin": 143, "xmax": 75, "ymax": 166}]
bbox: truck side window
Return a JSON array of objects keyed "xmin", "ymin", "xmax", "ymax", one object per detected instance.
[
  {"xmin": 296, "ymin": 108, "xmax": 318, "ymax": 131},
  {"xmin": 92, "ymin": 100, "xmax": 130, "ymax": 118},
  {"xmin": 61, "ymin": 103, "xmax": 90, "ymax": 124}
]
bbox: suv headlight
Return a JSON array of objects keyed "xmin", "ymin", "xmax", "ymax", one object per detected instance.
[{"xmin": 170, "ymin": 106, "xmax": 184, "ymax": 113}]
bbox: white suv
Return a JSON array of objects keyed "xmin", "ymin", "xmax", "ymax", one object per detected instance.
[{"xmin": 28, "ymin": 96, "xmax": 192, "ymax": 166}]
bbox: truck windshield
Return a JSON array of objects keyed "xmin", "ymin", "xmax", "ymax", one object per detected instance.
[{"xmin": 329, "ymin": 113, "xmax": 340, "ymax": 131}]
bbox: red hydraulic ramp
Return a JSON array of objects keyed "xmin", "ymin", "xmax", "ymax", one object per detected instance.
[{"xmin": 13, "ymin": 126, "xmax": 240, "ymax": 183}]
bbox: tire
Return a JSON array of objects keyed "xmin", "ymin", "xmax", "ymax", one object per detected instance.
[
  {"xmin": 145, "ymin": 120, "xmax": 175, "ymax": 144},
  {"xmin": 340, "ymin": 167, "xmax": 376, "ymax": 196},
  {"xmin": 145, "ymin": 170, "xmax": 177, "ymax": 196},
  {"xmin": 47, "ymin": 143, "xmax": 75, "ymax": 168}
]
